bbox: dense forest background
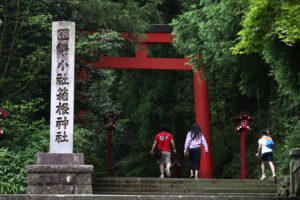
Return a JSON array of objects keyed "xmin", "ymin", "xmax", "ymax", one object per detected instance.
[{"xmin": 0, "ymin": 0, "xmax": 299, "ymax": 194}]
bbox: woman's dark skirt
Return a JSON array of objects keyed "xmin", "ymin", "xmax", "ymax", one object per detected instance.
[{"xmin": 188, "ymin": 147, "xmax": 201, "ymax": 170}]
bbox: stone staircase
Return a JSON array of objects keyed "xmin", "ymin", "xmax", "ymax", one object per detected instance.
[
  {"xmin": 93, "ymin": 177, "xmax": 282, "ymax": 199},
  {"xmin": 1, "ymin": 177, "xmax": 298, "ymax": 200}
]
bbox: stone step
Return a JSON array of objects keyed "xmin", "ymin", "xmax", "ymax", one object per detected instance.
[
  {"xmin": 94, "ymin": 182, "xmax": 278, "ymax": 189},
  {"xmin": 93, "ymin": 177, "xmax": 279, "ymax": 197},
  {"xmin": 93, "ymin": 192, "xmax": 277, "ymax": 196},
  {"xmin": 93, "ymin": 187, "xmax": 277, "ymax": 194},
  {"xmin": 0, "ymin": 194, "xmax": 297, "ymax": 200},
  {"xmin": 94, "ymin": 191, "xmax": 277, "ymax": 197},
  {"xmin": 95, "ymin": 177, "xmax": 276, "ymax": 184}
]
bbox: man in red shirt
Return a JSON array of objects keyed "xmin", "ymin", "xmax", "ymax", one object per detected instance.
[{"xmin": 150, "ymin": 124, "xmax": 176, "ymax": 178}]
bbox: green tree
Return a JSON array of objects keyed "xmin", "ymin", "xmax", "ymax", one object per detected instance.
[
  {"xmin": 0, "ymin": 0, "xmax": 165, "ymax": 192},
  {"xmin": 171, "ymin": 0, "xmax": 300, "ymax": 178},
  {"xmin": 232, "ymin": 0, "xmax": 300, "ymax": 54},
  {"xmin": 231, "ymin": 0, "xmax": 300, "ymax": 97},
  {"xmin": 0, "ymin": 0, "xmax": 162, "ymax": 102},
  {"xmin": 230, "ymin": 1, "xmax": 300, "ymax": 176}
]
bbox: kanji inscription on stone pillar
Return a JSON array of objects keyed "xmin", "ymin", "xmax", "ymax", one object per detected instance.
[{"xmin": 50, "ymin": 21, "xmax": 75, "ymax": 153}]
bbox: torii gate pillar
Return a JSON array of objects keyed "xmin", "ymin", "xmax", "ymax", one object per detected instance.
[{"xmin": 194, "ymin": 72, "xmax": 212, "ymax": 178}]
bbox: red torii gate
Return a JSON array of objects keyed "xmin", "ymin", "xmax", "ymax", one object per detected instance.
[{"xmin": 88, "ymin": 26, "xmax": 213, "ymax": 178}]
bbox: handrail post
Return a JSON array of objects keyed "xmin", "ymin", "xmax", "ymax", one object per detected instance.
[{"xmin": 290, "ymin": 148, "xmax": 300, "ymax": 197}]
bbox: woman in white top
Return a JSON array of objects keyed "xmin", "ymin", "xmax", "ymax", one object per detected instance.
[{"xmin": 184, "ymin": 123, "xmax": 208, "ymax": 179}]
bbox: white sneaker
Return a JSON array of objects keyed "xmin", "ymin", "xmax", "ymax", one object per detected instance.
[
  {"xmin": 159, "ymin": 175, "xmax": 164, "ymax": 178},
  {"xmin": 165, "ymin": 168, "xmax": 171, "ymax": 177},
  {"xmin": 195, "ymin": 176, "xmax": 198, "ymax": 180},
  {"xmin": 260, "ymin": 174, "xmax": 266, "ymax": 180}
]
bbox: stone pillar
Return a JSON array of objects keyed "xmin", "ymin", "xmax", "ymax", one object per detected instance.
[
  {"xmin": 26, "ymin": 21, "xmax": 93, "ymax": 194},
  {"xmin": 50, "ymin": 21, "xmax": 75, "ymax": 153},
  {"xmin": 290, "ymin": 148, "xmax": 300, "ymax": 197}
]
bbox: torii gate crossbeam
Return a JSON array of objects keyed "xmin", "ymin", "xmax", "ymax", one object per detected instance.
[{"xmin": 88, "ymin": 27, "xmax": 213, "ymax": 178}]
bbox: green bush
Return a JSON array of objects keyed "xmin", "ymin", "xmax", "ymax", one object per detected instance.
[
  {"xmin": 0, "ymin": 148, "xmax": 27, "ymax": 194},
  {"xmin": 85, "ymin": 155, "xmax": 109, "ymax": 177},
  {"xmin": 0, "ymin": 99, "xmax": 49, "ymax": 193},
  {"xmin": 0, "ymin": 99, "xmax": 106, "ymax": 193}
]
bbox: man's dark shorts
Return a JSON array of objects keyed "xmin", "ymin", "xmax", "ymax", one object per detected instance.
[{"xmin": 261, "ymin": 152, "xmax": 273, "ymax": 162}]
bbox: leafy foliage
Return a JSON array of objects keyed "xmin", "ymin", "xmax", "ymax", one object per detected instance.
[
  {"xmin": 0, "ymin": 0, "xmax": 299, "ymax": 193},
  {"xmin": 231, "ymin": 0, "xmax": 300, "ymax": 97},
  {"xmin": 171, "ymin": 0, "xmax": 270, "ymax": 101},
  {"xmin": 171, "ymin": 0, "xmax": 300, "ymax": 179},
  {"xmin": 0, "ymin": 148, "xmax": 29, "ymax": 194},
  {"xmin": 0, "ymin": 0, "xmax": 164, "ymax": 193},
  {"xmin": 0, "ymin": 0, "xmax": 162, "ymax": 102},
  {"xmin": 232, "ymin": 0, "xmax": 300, "ymax": 54},
  {"xmin": 0, "ymin": 99, "xmax": 111, "ymax": 193},
  {"xmin": 0, "ymin": 99, "xmax": 48, "ymax": 193},
  {"xmin": 0, "ymin": 0, "xmax": 52, "ymax": 102}
]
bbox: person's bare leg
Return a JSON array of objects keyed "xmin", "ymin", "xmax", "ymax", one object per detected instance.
[
  {"xmin": 260, "ymin": 161, "xmax": 266, "ymax": 180},
  {"xmin": 160, "ymin": 164, "xmax": 164, "ymax": 176},
  {"xmin": 190, "ymin": 169, "xmax": 194, "ymax": 178},
  {"xmin": 165, "ymin": 162, "xmax": 171, "ymax": 177},
  {"xmin": 268, "ymin": 161, "xmax": 277, "ymax": 182},
  {"xmin": 195, "ymin": 170, "xmax": 198, "ymax": 179},
  {"xmin": 261, "ymin": 161, "xmax": 265, "ymax": 175},
  {"xmin": 166, "ymin": 162, "xmax": 171, "ymax": 170},
  {"xmin": 268, "ymin": 162, "xmax": 275, "ymax": 175}
]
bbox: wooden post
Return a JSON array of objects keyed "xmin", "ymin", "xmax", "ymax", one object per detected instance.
[
  {"xmin": 241, "ymin": 129, "xmax": 246, "ymax": 179},
  {"xmin": 108, "ymin": 129, "xmax": 113, "ymax": 175}
]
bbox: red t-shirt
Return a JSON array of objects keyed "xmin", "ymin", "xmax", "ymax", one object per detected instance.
[{"xmin": 155, "ymin": 131, "xmax": 173, "ymax": 152}]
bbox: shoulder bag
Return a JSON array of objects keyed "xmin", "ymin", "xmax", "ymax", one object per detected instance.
[{"xmin": 156, "ymin": 132, "xmax": 167, "ymax": 159}]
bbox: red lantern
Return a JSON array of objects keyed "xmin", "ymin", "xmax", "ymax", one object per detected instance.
[
  {"xmin": 103, "ymin": 111, "xmax": 120, "ymax": 130},
  {"xmin": 234, "ymin": 113, "xmax": 254, "ymax": 132},
  {"xmin": 234, "ymin": 113, "xmax": 254, "ymax": 179}
]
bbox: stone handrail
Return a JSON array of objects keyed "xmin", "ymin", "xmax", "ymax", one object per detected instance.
[{"xmin": 290, "ymin": 148, "xmax": 300, "ymax": 196}]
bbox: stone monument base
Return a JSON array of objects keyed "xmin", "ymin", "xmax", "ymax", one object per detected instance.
[{"xmin": 26, "ymin": 153, "xmax": 93, "ymax": 194}]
